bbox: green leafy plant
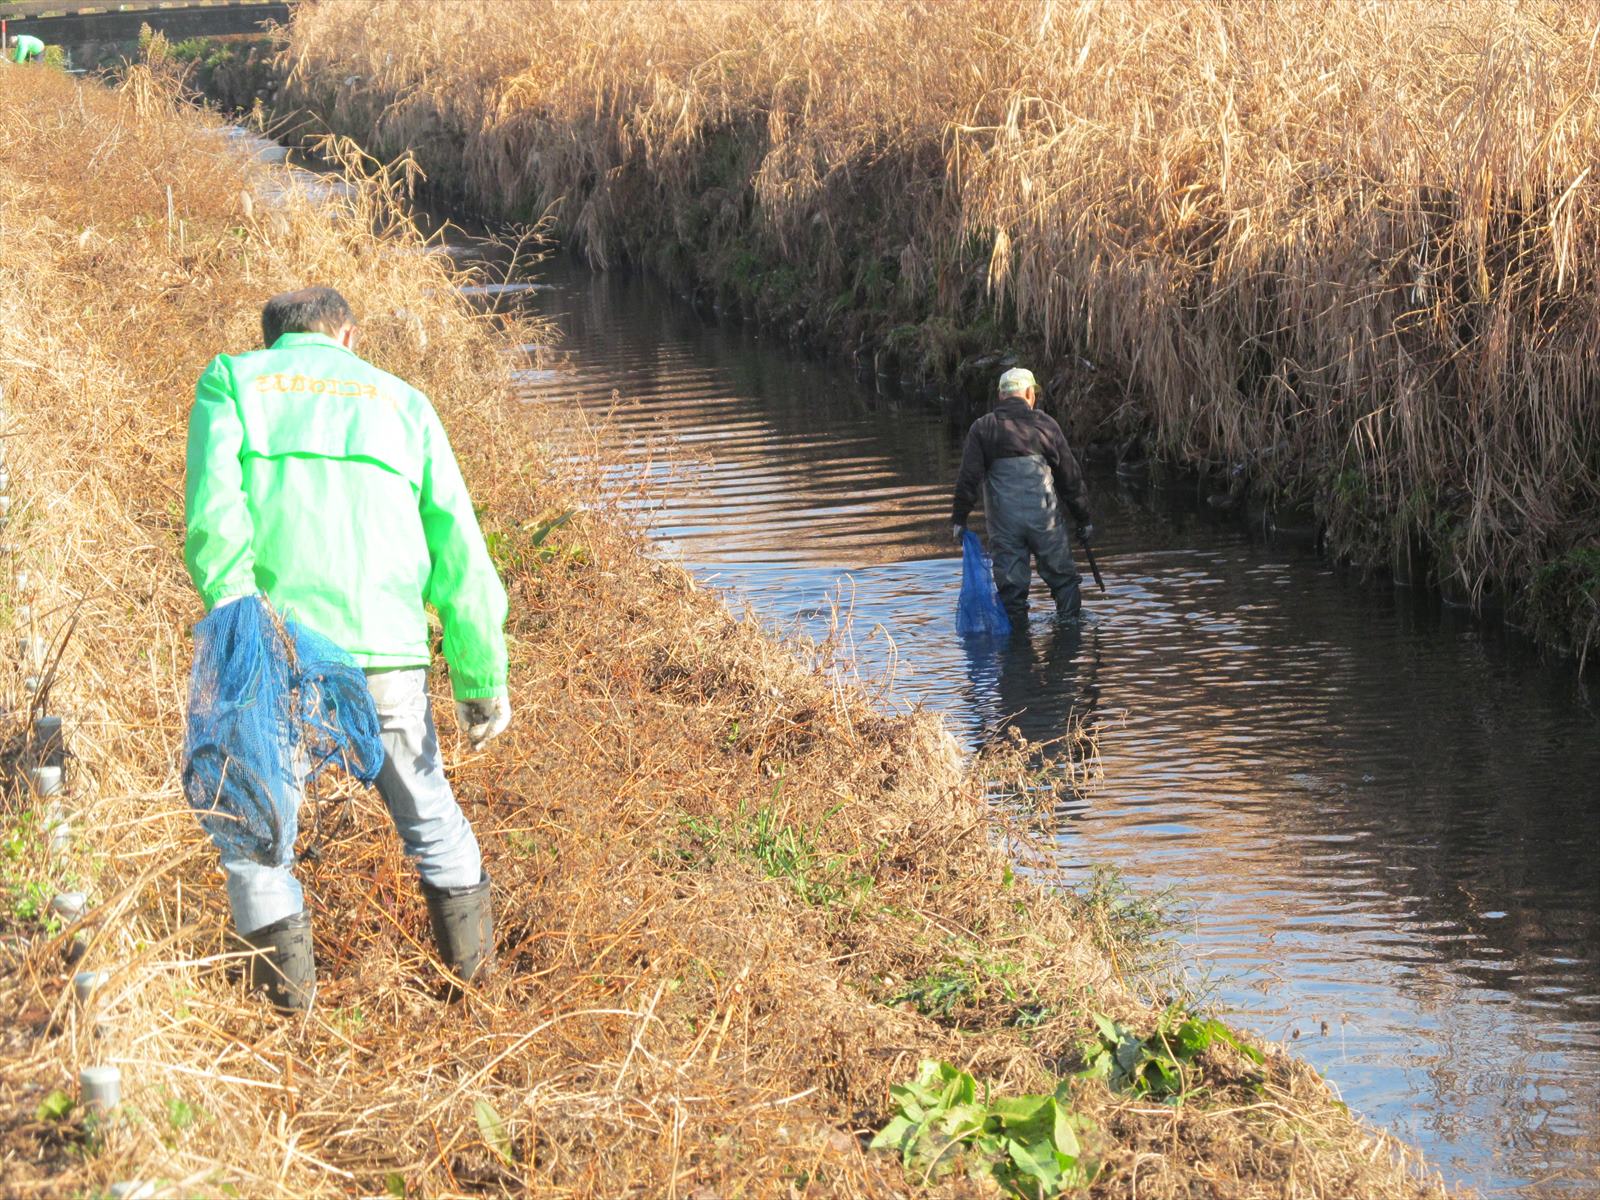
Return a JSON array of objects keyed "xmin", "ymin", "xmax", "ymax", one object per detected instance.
[
  {"xmin": 10, "ymin": 878, "xmax": 55, "ymax": 928},
  {"xmin": 871, "ymin": 1060, "xmax": 1095, "ymax": 1197},
  {"xmin": 1079, "ymin": 1010, "xmax": 1263, "ymax": 1104},
  {"xmin": 2, "ymin": 816, "xmax": 62, "ymax": 933},
  {"xmin": 485, "ymin": 509, "xmax": 582, "ymax": 573},
  {"xmin": 473, "ymin": 1098, "xmax": 515, "ymax": 1166},
  {"xmin": 35, "ymin": 1089, "xmax": 74, "ymax": 1122},
  {"xmin": 166, "ymin": 1094, "xmax": 200, "ymax": 1132}
]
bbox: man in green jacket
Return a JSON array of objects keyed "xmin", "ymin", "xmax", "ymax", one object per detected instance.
[
  {"xmin": 11, "ymin": 34, "xmax": 45, "ymax": 64},
  {"xmin": 185, "ymin": 286, "xmax": 510, "ymax": 1010}
]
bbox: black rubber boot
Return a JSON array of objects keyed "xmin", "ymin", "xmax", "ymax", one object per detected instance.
[
  {"xmin": 239, "ymin": 911, "xmax": 315, "ymax": 1013},
  {"xmin": 422, "ymin": 873, "xmax": 494, "ymax": 987},
  {"xmin": 1051, "ymin": 580, "xmax": 1083, "ymax": 624}
]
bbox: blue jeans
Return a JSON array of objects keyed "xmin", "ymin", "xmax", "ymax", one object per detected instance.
[{"xmin": 220, "ymin": 668, "xmax": 483, "ymax": 934}]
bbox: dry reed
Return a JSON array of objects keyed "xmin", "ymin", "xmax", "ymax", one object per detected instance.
[
  {"xmin": 0, "ymin": 62, "xmax": 1460, "ymax": 1198},
  {"xmin": 278, "ymin": 0, "xmax": 1600, "ymax": 658}
]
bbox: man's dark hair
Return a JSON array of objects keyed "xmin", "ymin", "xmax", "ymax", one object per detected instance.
[{"xmin": 261, "ymin": 287, "xmax": 357, "ymax": 348}]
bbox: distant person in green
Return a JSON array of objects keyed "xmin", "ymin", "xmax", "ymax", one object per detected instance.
[
  {"xmin": 11, "ymin": 34, "xmax": 45, "ymax": 64},
  {"xmin": 184, "ymin": 286, "xmax": 511, "ymax": 1011}
]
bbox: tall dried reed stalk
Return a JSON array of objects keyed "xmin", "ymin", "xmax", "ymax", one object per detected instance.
[
  {"xmin": 0, "ymin": 62, "xmax": 1457, "ymax": 1198},
  {"xmin": 281, "ymin": 0, "xmax": 1600, "ymax": 657}
]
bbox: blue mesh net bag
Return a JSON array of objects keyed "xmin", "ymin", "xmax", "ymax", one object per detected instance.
[
  {"xmin": 956, "ymin": 530, "xmax": 1013, "ymax": 638},
  {"xmin": 183, "ymin": 595, "xmax": 385, "ymax": 866}
]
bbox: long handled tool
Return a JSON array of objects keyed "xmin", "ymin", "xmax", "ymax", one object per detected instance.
[{"xmin": 1079, "ymin": 531, "xmax": 1106, "ymax": 592}]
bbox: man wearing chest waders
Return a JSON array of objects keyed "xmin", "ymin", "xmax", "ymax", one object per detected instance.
[
  {"xmin": 11, "ymin": 34, "xmax": 45, "ymax": 64},
  {"xmin": 184, "ymin": 286, "xmax": 511, "ymax": 1011},
  {"xmin": 951, "ymin": 367, "xmax": 1094, "ymax": 629}
]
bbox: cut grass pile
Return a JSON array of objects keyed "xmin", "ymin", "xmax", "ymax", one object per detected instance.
[
  {"xmin": 278, "ymin": 0, "xmax": 1600, "ymax": 659},
  {"xmin": 0, "ymin": 64, "xmax": 1458, "ymax": 1197}
]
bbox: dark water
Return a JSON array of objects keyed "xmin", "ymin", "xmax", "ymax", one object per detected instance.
[{"xmin": 496, "ymin": 257, "xmax": 1600, "ymax": 1197}]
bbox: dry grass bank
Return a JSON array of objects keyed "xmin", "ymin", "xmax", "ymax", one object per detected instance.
[
  {"xmin": 0, "ymin": 65, "xmax": 1456, "ymax": 1198},
  {"xmin": 278, "ymin": 0, "xmax": 1600, "ymax": 658}
]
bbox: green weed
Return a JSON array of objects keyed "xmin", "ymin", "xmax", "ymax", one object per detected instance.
[
  {"xmin": 672, "ymin": 802, "xmax": 871, "ymax": 907},
  {"xmin": 330, "ymin": 1005, "xmax": 368, "ymax": 1032},
  {"xmin": 35, "ymin": 1089, "xmax": 74, "ymax": 1122},
  {"xmin": 484, "ymin": 509, "xmax": 583, "ymax": 573},
  {"xmin": 473, "ymin": 1098, "xmax": 515, "ymax": 1166},
  {"xmin": 1078, "ymin": 1008, "xmax": 1263, "ymax": 1104},
  {"xmin": 166, "ymin": 1095, "xmax": 199, "ymax": 1131},
  {"xmin": 871, "ymin": 1060, "xmax": 1096, "ymax": 1197},
  {"xmin": 1063, "ymin": 865, "xmax": 1175, "ymax": 972},
  {"xmin": 888, "ymin": 955, "xmax": 1048, "ymax": 1029},
  {"xmin": 2, "ymin": 815, "xmax": 62, "ymax": 934}
]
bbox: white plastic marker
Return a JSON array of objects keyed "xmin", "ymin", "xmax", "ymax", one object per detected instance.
[
  {"xmin": 49, "ymin": 891, "xmax": 87, "ymax": 922},
  {"xmin": 27, "ymin": 765, "xmax": 63, "ymax": 796},
  {"xmin": 79, "ymin": 1065, "xmax": 121, "ymax": 1112},
  {"xmin": 73, "ymin": 970, "xmax": 109, "ymax": 1005}
]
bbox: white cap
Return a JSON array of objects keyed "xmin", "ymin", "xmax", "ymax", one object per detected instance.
[{"xmin": 997, "ymin": 367, "xmax": 1036, "ymax": 397}]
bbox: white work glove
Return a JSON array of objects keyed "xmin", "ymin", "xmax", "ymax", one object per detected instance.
[
  {"xmin": 455, "ymin": 693, "xmax": 512, "ymax": 750},
  {"xmin": 951, "ymin": 524, "xmax": 965, "ymax": 544},
  {"xmin": 210, "ymin": 593, "xmax": 250, "ymax": 611}
]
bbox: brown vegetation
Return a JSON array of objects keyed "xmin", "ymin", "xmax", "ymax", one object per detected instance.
[
  {"xmin": 0, "ymin": 63, "xmax": 1458, "ymax": 1197},
  {"xmin": 277, "ymin": 0, "xmax": 1600, "ymax": 659}
]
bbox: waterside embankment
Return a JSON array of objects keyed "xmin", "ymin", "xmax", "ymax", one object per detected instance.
[
  {"xmin": 269, "ymin": 0, "xmax": 1600, "ymax": 661},
  {"xmin": 0, "ymin": 64, "xmax": 1457, "ymax": 1198}
]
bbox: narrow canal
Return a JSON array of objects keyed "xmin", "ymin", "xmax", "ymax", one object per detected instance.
[{"xmin": 494, "ymin": 255, "xmax": 1600, "ymax": 1197}]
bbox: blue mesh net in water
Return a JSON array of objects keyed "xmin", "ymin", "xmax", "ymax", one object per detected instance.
[
  {"xmin": 956, "ymin": 530, "xmax": 1013, "ymax": 638},
  {"xmin": 183, "ymin": 596, "xmax": 385, "ymax": 866}
]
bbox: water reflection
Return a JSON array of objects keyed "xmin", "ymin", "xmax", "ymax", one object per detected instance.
[
  {"xmin": 501, "ymin": 255, "xmax": 1600, "ymax": 1197},
  {"xmin": 960, "ymin": 621, "xmax": 1103, "ymax": 753}
]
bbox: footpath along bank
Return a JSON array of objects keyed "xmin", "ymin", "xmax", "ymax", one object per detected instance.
[{"xmin": 0, "ymin": 66, "xmax": 1456, "ymax": 1198}]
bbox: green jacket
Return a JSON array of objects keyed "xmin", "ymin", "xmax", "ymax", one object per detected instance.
[
  {"xmin": 13, "ymin": 35, "xmax": 44, "ymax": 62},
  {"xmin": 184, "ymin": 332, "xmax": 508, "ymax": 699}
]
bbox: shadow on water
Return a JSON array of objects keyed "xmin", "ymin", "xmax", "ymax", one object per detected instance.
[{"xmin": 479, "ymin": 252, "xmax": 1599, "ymax": 1196}]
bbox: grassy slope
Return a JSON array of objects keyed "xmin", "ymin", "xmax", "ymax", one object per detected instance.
[
  {"xmin": 276, "ymin": 0, "xmax": 1600, "ymax": 659},
  {"xmin": 0, "ymin": 66, "xmax": 1453, "ymax": 1198}
]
